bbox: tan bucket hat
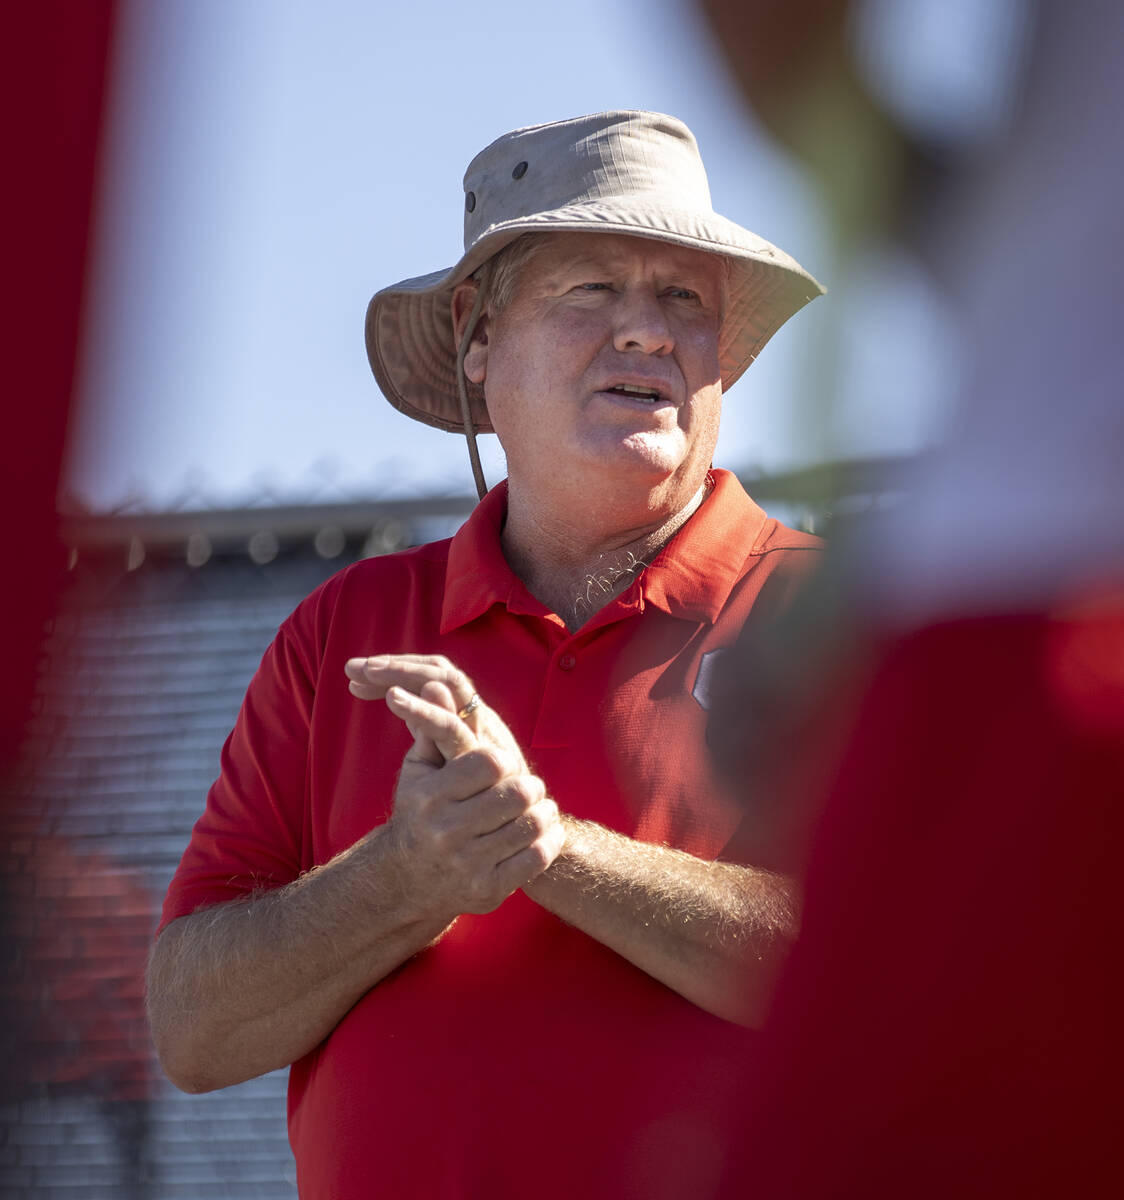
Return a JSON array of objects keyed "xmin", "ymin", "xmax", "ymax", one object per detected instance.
[{"xmin": 365, "ymin": 109, "xmax": 823, "ymax": 437}]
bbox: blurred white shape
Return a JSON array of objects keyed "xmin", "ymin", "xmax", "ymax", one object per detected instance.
[
  {"xmin": 314, "ymin": 526, "xmax": 347, "ymax": 559},
  {"xmin": 185, "ymin": 533, "xmax": 212, "ymax": 567},
  {"xmin": 851, "ymin": 0, "xmax": 1033, "ymax": 146},
  {"xmin": 247, "ymin": 531, "xmax": 280, "ymax": 565},
  {"xmin": 831, "ymin": 241, "xmax": 961, "ymax": 459},
  {"xmin": 874, "ymin": 0, "xmax": 1124, "ymax": 617},
  {"xmin": 361, "ymin": 520, "xmax": 408, "ymax": 558}
]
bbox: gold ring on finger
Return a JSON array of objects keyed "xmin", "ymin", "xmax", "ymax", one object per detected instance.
[{"xmin": 457, "ymin": 693, "xmax": 480, "ymax": 720}]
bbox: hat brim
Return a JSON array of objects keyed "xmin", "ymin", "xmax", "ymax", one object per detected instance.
[{"xmin": 365, "ymin": 199, "xmax": 824, "ymax": 434}]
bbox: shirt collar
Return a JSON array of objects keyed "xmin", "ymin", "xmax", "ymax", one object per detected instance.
[
  {"xmin": 441, "ymin": 481, "xmax": 539, "ymax": 634},
  {"xmin": 640, "ymin": 469, "xmax": 770, "ymax": 624},
  {"xmin": 440, "ymin": 469, "xmax": 771, "ymax": 634}
]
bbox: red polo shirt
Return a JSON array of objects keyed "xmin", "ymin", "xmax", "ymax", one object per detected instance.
[{"xmin": 161, "ymin": 469, "xmax": 822, "ymax": 1199}]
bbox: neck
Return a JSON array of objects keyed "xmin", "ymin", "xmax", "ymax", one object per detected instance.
[{"xmin": 502, "ymin": 482, "xmax": 708, "ymax": 631}]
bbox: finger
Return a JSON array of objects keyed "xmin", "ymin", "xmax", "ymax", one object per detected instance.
[
  {"xmin": 477, "ymin": 796, "xmax": 561, "ymax": 863},
  {"xmin": 421, "ymin": 678, "xmax": 490, "ymax": 742},
  {"xmin": 456, "ymin": 773, "xmax": 546, "ymax": 837},
  {"xmin": 347, "ymin": 678, "xmax": 386, "ymax": 701},
  {"xmin": 400, "ymin": 745, "xmax": 514, "ymax": 808},
  {"xmin": 357, "ymin": 655, "xmax": 477, "ymax": 710},
  {"xmin": 371, "ymin": 654, "xmax": 466, "ymax": 671},
  {"xmin": 421, "ymin": 679, "xmax": 489, "ymax": 748},
  {"xmin": 419, "ymin": 679, "xmax": 459, "ymax": 716},
  {"xmin": 345, "ymin": 663, "xmax": 395, "ymax": 702},
  {"xmin": 346, "ymin": 671, "xmax": 468, "ymax": 711},
  {"xmin": 387, "ymin": 683, "xmax": 446, "ymax": 766},
  {"xmin": 490, "ymin": 818, "xmax": 568, "ymax": 894},
  {"xmin": 344, "ymin": 657, "xmax": 373, "ymax": 684},
  {"xmin": 347, "ymin": 653, "xmax": 462, "ymax": 676},
  {"xmin": 387, "ymin": 686, "xmax": 477, "ymax": 764}
]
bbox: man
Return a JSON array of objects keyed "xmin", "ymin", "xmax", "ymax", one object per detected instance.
[{"xmin": 148, "ymin": 111, "xmax": 823, "ymax": 1198}]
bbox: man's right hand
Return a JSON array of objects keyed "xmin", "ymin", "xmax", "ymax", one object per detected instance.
[{"xmin": 382, "ymin": 684, "xmax": 566, "ymax": 918}]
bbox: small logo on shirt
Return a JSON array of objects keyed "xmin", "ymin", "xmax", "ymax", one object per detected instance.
[{"xmin": 692, "ymin": 648, "xmax": 729, "ymax": 711}]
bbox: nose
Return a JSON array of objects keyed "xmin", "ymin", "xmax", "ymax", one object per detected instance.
[{"xmin": 612, "ymin": 287, "xmax": 674, "ymax": 357}]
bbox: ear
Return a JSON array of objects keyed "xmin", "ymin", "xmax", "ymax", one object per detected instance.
[{"xmin": 451, "ymin": 279, "xmax": 490, "ymax": 385}]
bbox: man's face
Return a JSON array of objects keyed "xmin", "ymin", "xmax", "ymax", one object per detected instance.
[{"xmin": 466, "ymin": 232, "xmax": 725, "ymax": 512}]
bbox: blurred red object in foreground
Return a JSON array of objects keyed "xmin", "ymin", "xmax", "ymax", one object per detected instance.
[
  {"xmin": 1, "ymin": 0, "xmax": 121, "ymax": 1117},
  {"xmin": 721, "ymin": 595, "xmax": 1123, "ymax": 1198},
  {"xmin": 1, "ymin": 1, "xmax": 116, "ymax": 765}
]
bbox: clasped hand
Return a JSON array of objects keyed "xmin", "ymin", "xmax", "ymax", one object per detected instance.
[{"xmin": 344, "ymin": 654, "xmax": 566, "ymax": 918}]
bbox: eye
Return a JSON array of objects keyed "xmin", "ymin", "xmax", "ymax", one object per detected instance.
[
  {"xmin": 666, "ymin": 286, "xmax": 699, "ymax": 301},
  {"xmin": 577, "ymin": 281, "xmax": 611, "ymax": 292}
]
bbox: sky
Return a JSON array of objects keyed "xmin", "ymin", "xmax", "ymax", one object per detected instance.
[{"xmin": 65, "ymin": 0, "xmax": 1014, "ymax": 514}]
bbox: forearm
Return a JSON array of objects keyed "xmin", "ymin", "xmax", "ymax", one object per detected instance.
[
  {"xmin": 522, "ymin": 816, "xmax": 798, "ymax": 1027},
  {"xmin": 147, "ymin": 826, "xmax": 453, "ymax": 1093}
]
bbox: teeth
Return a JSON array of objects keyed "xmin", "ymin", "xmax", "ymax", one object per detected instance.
[{"xmin": 612, "ymin": 384, "xmax": 661, "ymax": 401}]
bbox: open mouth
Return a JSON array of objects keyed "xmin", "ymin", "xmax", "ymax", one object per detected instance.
[{"xmin": 602, "ymin": 383, "xmax": 666, "ymax": 404}]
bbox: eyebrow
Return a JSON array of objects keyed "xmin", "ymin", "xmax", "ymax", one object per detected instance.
[{"xmin": 546, "ymin": 252, "xmax": 717, "ymax": 289}]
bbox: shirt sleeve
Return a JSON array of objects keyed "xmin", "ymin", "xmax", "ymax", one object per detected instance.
[{"xmin": 157, "ymin": 617, "xmax": 317, "ymax": 932}]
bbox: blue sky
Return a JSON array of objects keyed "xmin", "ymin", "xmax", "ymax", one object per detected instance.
[{"xmin": 66, "ymin": 0, "xmax": 984, "ymax": 513}]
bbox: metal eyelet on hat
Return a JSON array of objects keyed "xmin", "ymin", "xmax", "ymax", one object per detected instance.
[
  {"xmin": 465, "ymin": 191, "xmax": 476, "ymax": 213},
  {"xmin": 512, "ymin": 161, "xmax": 528, "ymax": 180}
]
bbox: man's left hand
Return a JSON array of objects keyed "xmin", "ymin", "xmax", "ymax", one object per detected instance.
[{"xmin": 344, "ymin": 653, "xmax": 526, "ymax": 769}]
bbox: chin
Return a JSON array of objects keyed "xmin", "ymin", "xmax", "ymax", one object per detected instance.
[{"xmin": 595, "ymin": 431, "xmax": 688, "ymax": 474}]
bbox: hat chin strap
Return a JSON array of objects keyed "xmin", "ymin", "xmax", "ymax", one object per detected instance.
[{"xmin": 455, "ymin": 260, "xmax": 493, "ymax": 501}]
